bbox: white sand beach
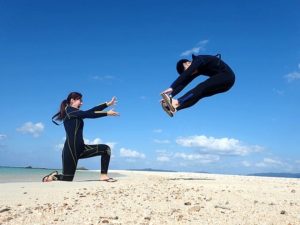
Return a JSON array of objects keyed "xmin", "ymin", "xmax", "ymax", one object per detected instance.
[{"xmin": 0, "ymin": 170, "xmax": 299, "ymax": 225}]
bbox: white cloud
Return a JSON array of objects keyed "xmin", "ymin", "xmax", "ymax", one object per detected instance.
[
  {"xmin": 105, "ymin": 142, "xmax": 117, "ymax": 150},
  {"xmin": 284, "ymin": 64, "xmax": 300, "ymax": 82},
  {"xmin": 120, "ymin": 147, "xmax": 146, "ymax": 159},
  {"xmin": 255, "ymin": 158, "xmax": 283, "ymax": 168},
  {"xmin": 17, "ymin": 122, "xmax": 44, "ymax": 137},
  {"xmin": 174, "ymin": 153, "xmax": 220, "ymax": 163},
  {"xmin": 156, "ymin": 150, "xmax": 172, "ymax": 162},
  {"xmin": 84, "ymin": 138, "xmax": 102, "ymax": 145},
  {"xmin": 55, "ymin": 143, "xmax": 64, "ymax": 151},
  {"xmin": 285, "ymin": 71, "xmax": 300, "ymax": 82},
  {"xmin": 55, "ymin": 137, "xmax": 116, "ymax": 151},
  {"xmin": 92, "ymin": 75, "xmax": 116, "ymax": 81},
  {"xmin": 157, "ymin": 156, "xmax": 170, "ymax": 162},
  {"xmin": 154, "ymin": 139, "xmax": 170, "ymax": 144},
  {"xmin": 263, "ymin": 158, "xmax": 283, "ymax": 165},
  {"xmin": 176, "ymin": 135, "xmax": 263, "ymax": 156},
  {"xmin": 180, "ymin": 40, "xmax": 209, "ymax": 56},
  {"xmin": 84, "ymin": 138, "xmax": 116, "ymax": 149},
  {"xmin": 242, "ymin": 161, "xmax": 251, "ymax": 167}
]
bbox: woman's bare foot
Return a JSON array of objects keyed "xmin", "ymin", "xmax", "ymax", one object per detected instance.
[
  {"xmin": 100, "ymin": 174, "xmax": 110, "ymax": 180},
  {"xmin": 100, "ymin": 174, "xmax": 117, "ymax": 182},
  {"xmin": 42, "ymin": 171, "xmax": 58, "ymax": 182}
]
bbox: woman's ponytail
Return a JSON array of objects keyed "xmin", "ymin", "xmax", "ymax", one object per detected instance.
[{"xmin": 52, "ymin": 92, "xmax": 82, "ymax": 125}]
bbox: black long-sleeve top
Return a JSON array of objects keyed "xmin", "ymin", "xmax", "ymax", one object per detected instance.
[
  {"xmin": 170, "ymin": 54, "xmax": 228, "ymax": 97},
  {"xmin": 63, "ymin": 103, "xmax": 108, "ymax": 149}
]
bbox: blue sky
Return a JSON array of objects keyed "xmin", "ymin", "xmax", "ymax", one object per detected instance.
[{"xmin": 0, "ymin": 0, "xmax": 299, "ymax": 174}]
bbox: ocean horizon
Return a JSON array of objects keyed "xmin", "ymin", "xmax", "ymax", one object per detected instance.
[{"xmin": 1, "ymin": 166, "xmax": 299, "ymax": 183}]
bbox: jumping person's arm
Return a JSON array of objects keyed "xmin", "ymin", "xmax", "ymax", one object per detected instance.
[
  {"xmin": 170, "ymin": 56, "xmax": 204, "ymax": 96},
  {"xmin": 171, "ymin": 75, "xmax": 195, "ymax": 97}
]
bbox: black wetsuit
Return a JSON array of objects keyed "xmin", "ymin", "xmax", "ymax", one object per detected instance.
[
  {"xmin": 55, "ymin": 103, "xmax": 111, "ymax": 181},
  {"xmin": 171, "ymin": 54, "xmax": 235, "ymax": 110}
]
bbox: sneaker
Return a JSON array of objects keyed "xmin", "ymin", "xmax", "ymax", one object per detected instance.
[
  {"xmin": 161, "ymin": 101, "xmax": 174, "ymax": 117},
  {"xmin": 160, "ymin": 93, "xmax": 176, "ymax": 112}
]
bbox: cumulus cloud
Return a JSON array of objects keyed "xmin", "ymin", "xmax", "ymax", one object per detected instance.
[
  {"xmin": 176, "ymin": 135, "xmax": 263, "ymax": 156},
  {"xmin": 180, "ymin": 40, "xmax": 209, "ymax": 56},
  {"xmin": 84, "ymin": 138, "xmax": 116, "ymax": 149},
  {"xmin": 174, "ymin": 153, "xmax": 220, "ymax": 163},
  {"xmin": 17, "ymin": 122, "xmax": 44, "ymax": 137},
  {"xmin": 55, "ymin": 137, "xmax": 116, "ymax": 151},
  {"xmin": 284, "ymin": 64, "xmax": 300, "ymax": 82},
  {"xmin": 120, "ymin": 147, "xmax": 146, "ymax": 159},
  {"xmin": 156, "ymin": 149, "xmax": 219, "ymax": 164},
  {"xmin": 285, "ymin": 72, "xmax": 300, "ymax": 82}
]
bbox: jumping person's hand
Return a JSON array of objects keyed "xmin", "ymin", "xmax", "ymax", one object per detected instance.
[
  {"xmin": 161, "ymin": 88, "xmax": 173, "ymax": 95},
  {"xmin": 107, "ymin": 108, "xmax": 120, "ymax": 116},
  {"xmin": 107, "ymin": 96, "xmax": 117, "ymax": 107}
]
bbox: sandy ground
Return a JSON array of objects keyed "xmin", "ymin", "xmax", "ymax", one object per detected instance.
[{"xmin": 0, "ymin": 170, "xmax": 299, "ymax": 225}]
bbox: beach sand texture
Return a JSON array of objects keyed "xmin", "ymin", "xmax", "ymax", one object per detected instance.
[{"xmin": 0, "ymin": 170, "xmax": 299, "ymax": 225}]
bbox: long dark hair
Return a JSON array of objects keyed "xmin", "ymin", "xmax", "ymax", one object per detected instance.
[{"xmin": 54, "ymin": 92, "xmax": 82, "ymax": 121}]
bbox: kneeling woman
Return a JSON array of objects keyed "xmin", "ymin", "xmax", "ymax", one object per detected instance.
[{"xmin": 43, "ymin": 92, "xmax": 119, "ymax": 182}]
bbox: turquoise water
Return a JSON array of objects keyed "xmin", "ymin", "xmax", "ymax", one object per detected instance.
[{"xmin": 0, "ymin": 167, "xmax": 122, "ymax": 183}]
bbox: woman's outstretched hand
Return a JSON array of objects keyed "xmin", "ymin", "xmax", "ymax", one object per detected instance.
[
  {"xmin": 107, "ymin": 108, "xmax": 120, "ymax": 116},
  {"xmin": 107, "ymin": 96, "xmax": 117, "ymax": 107}
]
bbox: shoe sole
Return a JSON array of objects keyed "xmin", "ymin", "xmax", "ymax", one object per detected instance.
[
  {"xmin": 161, "ymin": 102, "xmax": 173, "ymax": 117},
  {"xmin": 160, "ymin": 93, "xmax": 176, "ymax": 112}
]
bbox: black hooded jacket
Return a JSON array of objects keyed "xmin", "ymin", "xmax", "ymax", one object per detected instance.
[{"xmin": 170, "ymin": 54, "xmax": 233, "ymax": 97}]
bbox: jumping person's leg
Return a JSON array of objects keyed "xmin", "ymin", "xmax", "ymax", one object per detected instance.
[{"xmin": 176, "ymin": 71, "xmax": 235, "ymax": 111}]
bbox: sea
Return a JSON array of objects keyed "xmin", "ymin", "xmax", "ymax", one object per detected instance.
[{"xmin": 0, "ymin": 167, "xmax": 123, "ymax": 183}]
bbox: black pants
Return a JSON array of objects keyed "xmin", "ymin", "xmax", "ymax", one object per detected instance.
[
  {"xmin": 177, "ymin": 68, "xmax": 235, "ymax": 111},
  {"xmin": 55, "ymin": 144, "xmax": 111, "ymax": 181}
]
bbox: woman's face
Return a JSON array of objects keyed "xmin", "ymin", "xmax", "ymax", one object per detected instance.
[{"xmin": 70, "ymin": 98, "xmax": 83, "ymax": 109}]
